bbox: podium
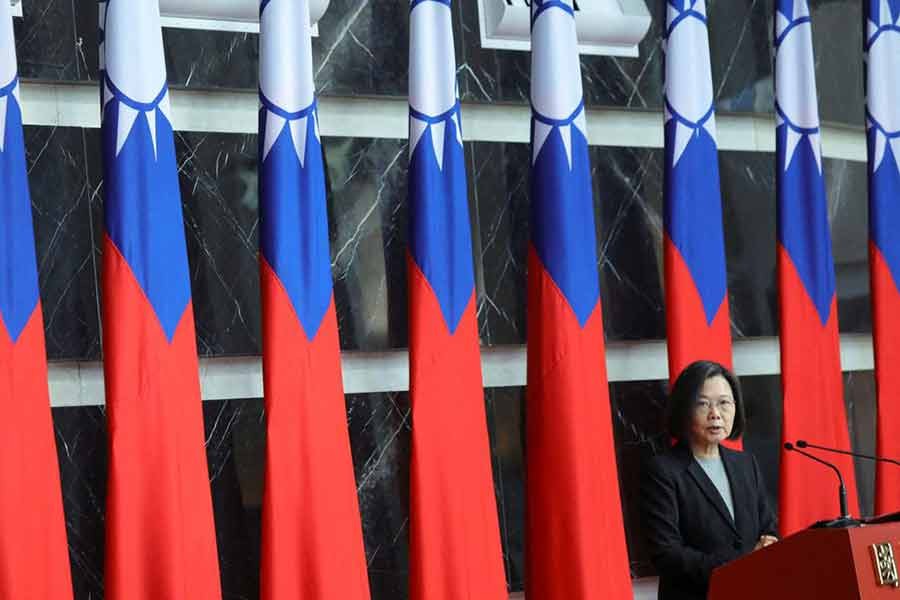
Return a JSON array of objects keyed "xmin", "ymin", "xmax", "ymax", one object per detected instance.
[{"xmin": 709, "ymin": 523, "xmax": 900, "ymax": 599}]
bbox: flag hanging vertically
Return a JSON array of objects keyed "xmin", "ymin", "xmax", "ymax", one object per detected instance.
[
  {"xmin": 526, "ymin": 1, "xmax": 632, "ymax": 597},
  {"xmin": 406, "ymin": 2, "xmax": 508, "ymax": 598},
  {"xmin": 865, "ymin": 0, "xmax": 900, "ymax": 515},
  {"xmin": 663, "ymin": 0, "xmax": 733, "ymax": 380},
  {"xmin": 99, "ymin": 1, "xmax": 221, "ymax": 597},
  {"xmin": 775, "ymin": 0, "xmax": 859, "ymax": 535},
  {"xmin": 257, "ymin": 0, "xmax": 370, "ymax": 598},
  {"xmin": 0, "ymin": 2, "xmax": 73, "ymax": 597}
]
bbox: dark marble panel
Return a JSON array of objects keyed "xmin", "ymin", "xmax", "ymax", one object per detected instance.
[
  {"xmin": 844, "ymin": 370, "xmax": 877, "ymax": 518},
  {"xmin": 809, "ymin": 0, "xmax": 865, "ymax": 127},
  {"xmin": 484, "ymin": 387, "xmax": 525, "ymax": 590},
  {"xmin": 347, "ymin": 391, "xmax": 411, "ymax": 598},
  {"xmin": 54, "ymin": 405, "xmax": 107, "ymax": 600},
  {"xmin": 27, "ymin": 0, "xmax": 866, "ymax": 129},
  {"xmin": 13, "ymin": 0, "xmax": 81, "ymax": 81},
  {"xmin": 326, "ymin": 137, "xmax": 410, "ymax": 351},
  {"xmin": 175, "ymin": 132, "xmax": 262, "ymax": 356},
  {"xmin": 26, "ymin": 126, "xmax": 102, "ymax": 360}
]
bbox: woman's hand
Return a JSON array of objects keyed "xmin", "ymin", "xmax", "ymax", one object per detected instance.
[{"xmin": 753, "ymin": 535, "xmax": 778, "ymax": 551}]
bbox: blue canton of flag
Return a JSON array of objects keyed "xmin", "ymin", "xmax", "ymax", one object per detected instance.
[
  {"xmin": 866, "ymin": 0, "xmax": 900, "ymax": 283},
  {"xmin": 774, "ymin": 0, "xmax": 834, "ymax": 325},
  {"xmin": 663, "ymin": 0, "xmax": 727, "ymax": 325},
  {"xmin": 408, "ymin": 0, "xmax": 473, "ymax": 333},
  {"xmin": 0, "ymin": 57, "xmax": 38, "ymax": 343},
  {"xmin": 258, "ymin": 0, "xmax": 330, "ymax": 340},
  {"xmin": 100, "ymin": 0, "xmax": 191, "ymax": 342},
  {"xmin": 530, "ymin": 0, "xmax": 598, "ymax": 327}
]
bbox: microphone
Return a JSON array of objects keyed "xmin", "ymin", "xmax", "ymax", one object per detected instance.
[
  {"xmin": 784, "ymin": 442, "xmax": 859, "ymax": 527},
  {"xmin": 796, "ymin": 440, "xmax": 900, "ymax": 467}
]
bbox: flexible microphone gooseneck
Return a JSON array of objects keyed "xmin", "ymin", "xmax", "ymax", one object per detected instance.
[
  {"xmin": 784, "ymin": 442, "xmax": 857, "ymax": 527},
  {"xmin": 796, "ymin": 439, "xmax": 900, "ymax": 467}
]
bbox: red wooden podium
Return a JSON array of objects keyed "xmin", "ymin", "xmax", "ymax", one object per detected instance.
[{"xmin": 709, "ymin": 523, "xmax": 900, "ymax": 599}]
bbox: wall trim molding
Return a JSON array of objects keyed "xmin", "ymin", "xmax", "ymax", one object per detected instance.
[
  {"xmin": 48, "ymin": 333, "xmax": 875, "ymax": 407},
  {"xmin": 19, "ymin": 80, "xmax": 866, "ymax": 161}
]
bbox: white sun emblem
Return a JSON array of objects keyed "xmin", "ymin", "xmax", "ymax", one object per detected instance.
[
  {"xmin": 99, "ymin": 0, "xmax": 171, "ymax": 159},
  {"xmin": 408, "ymin": 0, "xmax": 462, "ymax": 169},
  {"xmin": 866, "ymin": 1, "xmax": 900, "ymax": 173},
  {"xmin": 260, "ymin": 0, "xmax": 320, "ymax": 166},
  {"xmin": 664, "ymin": 0, "xmax": 718, "ymax": 166},
  {"xmin": 775, "ymin": 0, "xmax": 823, "ymax": 173},
  {"xmin": 0, "ymin": 0, "xmax": 20, "ymax": 153},
  {"xmin": 530, "ymin": 0, "xmax": 586, "ymax": 168}
]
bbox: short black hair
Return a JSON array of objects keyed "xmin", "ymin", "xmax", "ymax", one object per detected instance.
[{"xmin": 667, "ymin": 360, "xmax": 745, "ymax": 442}]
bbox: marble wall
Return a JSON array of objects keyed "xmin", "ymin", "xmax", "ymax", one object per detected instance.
[{"xmin": 12, "ymin": 0, "xmax": 878, "ymax": 598}]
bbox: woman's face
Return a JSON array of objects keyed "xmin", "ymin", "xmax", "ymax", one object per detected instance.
[{"xmin": 688, "ymin": 375, "xmax": 736, "ymax": 449}]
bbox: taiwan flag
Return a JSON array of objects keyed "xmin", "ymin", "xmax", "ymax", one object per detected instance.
[
  {"xmin": 99, "ymin": 1, "xmax": 221, "ymax": 597},
  {"xmin": 662, "ymin": 0, "xmax": 733, "ymax": 382},
  {"xmin": 257, "ymin": 0, "xmax": 370, "ymax": 597},
  {"xmin": 865, "ymin": 0, "xmax": 900, "ymax": 515},
  {"xmin": 526, "ymin": 1, "xmax": 632, "ymax": 597},
  {"xmin": 774, "ymin": 0, "xmax": 859, "ymax": 535},
  {"xmin": 406, "ymin": 1, "xmax": 507, "ymax": 598},
  {"xmin": 0, "ymin": 0, "xmax": 73, "ymax": 596}
]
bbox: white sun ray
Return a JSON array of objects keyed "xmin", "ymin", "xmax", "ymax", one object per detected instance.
[
  {"xmin": 430, "ymin": 120, "xmax": 446, "ymax": 170},
  {"xmin": 782, "ymin": 127, "xmax": 803, "ymax": 171},
  {"xmin": 532, "ymin": 121, "xmax": 553, "ymax": 164},
  {"xmin": 312, "ymin": 111, "xmax": 321, "ymax": 141},
  {"xmin": 558, "ymin": 124, "xmax": 573, "ymax": 169},
  {"xmin": 776, "ymin": 11, "xmax": 790, "ymax": 38},
  {"xmin": 868, "ymin": 19, "xmax": 879, "ymax": 40},
  {"xmin": 102, "ymin": 81, "xmax": 114, "ymax": 113},
  {"xmin": 807, "ymin": 132, "xmax": 823, "ymax": 173},
  {"xmin": 882, "ymin": 0, "xmax": 894, "ymax": 25},
  {"xmin": 158, "ymin": 90, "xmax": 172, "ymax": 124},
  {"xmin": 289, "ymin": 116, "xmax": 309, "ymax": 166},
  {"xmin": 793, "ymin": 0, "xmax": 809, "ymax": 19},
  {"xmin": 889, "ymin": 137, "xmax": 900, "ymax": 173},
  {"xmin": 145, "ymin": 108, "xmax": 157, "ymax": 159},
  {"xmin": 115, "ymin": 104, "xmax": 139, "ymax": 156},
  {"xmin": 671, "ymin": 121, "xmax": 694, "ymax": 167},
  {"xmin": 409, "ymin": 117, "xmax": 428, "ymax": 157},
  {"xmin": 666, "ymin": 3, "xmax": 680, "ymax": 31},
  {"xmin": 0, "ymin": 95, "xmax": 7, "ymax": 152},
  {"xmin": 451, "ymin": 112, "xmax": 463, "ymax": 146},
  {"xmin": 261, "ymin": 112, "xmax": 286, "ymax": 162},
  {"xmin": 872, "ymin": 127, "xmax": 888, "ymax": 171},
  {"xmin": 694, "ymin": 0, "xmax": 707, "ymax": 18},
  {"xmin": 572, "ymin": 110, "xmax": 587, "ymax": 142}
]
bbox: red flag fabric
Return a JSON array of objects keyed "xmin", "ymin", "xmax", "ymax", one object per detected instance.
[
  {"xmin": 864, "ymin": 0, "xmax": 900, "ymax": 515},
  {"xmin": 525, "ymin": 1, "xmax": 632, "ymax": 597},
  {"xmin": 774, "ymin": 0, "xmax": 859, "ymax": 535},
  {"xmin": 0, "ymin": 1, "xmax": 73, "ymax": 595},
  {"xmin": 406, "ymin": 1, "xmax": 508, "ymax": 598},
  {"xmin": 99, "ymin": 1, "xmax": 221, "ymax": 597},
  {"xmin": 257, "ymin": 0, "xmax": 370, "ymax": 596}
]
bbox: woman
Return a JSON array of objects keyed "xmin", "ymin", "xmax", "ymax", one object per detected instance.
[{"xmin": 640, "ymin": 360, "xmax": 777, "ymax": 600}]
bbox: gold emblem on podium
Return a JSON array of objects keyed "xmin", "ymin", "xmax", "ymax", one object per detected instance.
[{"xmin": 871, "ymin": 542, "xmax": 900, "ymax": 588}]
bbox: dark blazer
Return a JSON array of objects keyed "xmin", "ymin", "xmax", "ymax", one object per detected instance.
[{"xmin": 640, "ymin": 443, "xmax": 777, "ymax": 600}]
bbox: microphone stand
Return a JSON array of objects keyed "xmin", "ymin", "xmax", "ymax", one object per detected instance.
[{"xmin": 784, "ymin": 443, "xmax": 861, "ymax": 529}]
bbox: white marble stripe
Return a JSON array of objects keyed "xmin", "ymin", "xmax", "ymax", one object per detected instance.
[
  {"xmin": 18, "ymin": 81, "xmax": 867, "ymax": 161},
  {"xmin": 47, "ymin": 334, "xmax": 876, "ymax": 407}
]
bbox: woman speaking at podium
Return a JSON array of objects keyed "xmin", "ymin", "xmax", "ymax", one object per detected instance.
[{"xmin": 640, "ymin": 361, "xmax": 778, "ymax": 600}]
